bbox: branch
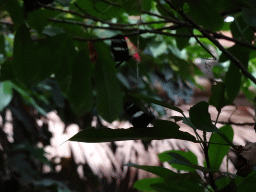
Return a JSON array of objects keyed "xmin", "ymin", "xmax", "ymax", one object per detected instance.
[
  {"xmin": 212, "ymin": 120, "xmax": 255, "ymax": 126},
  {"xmin": 165, "ymin": 0, "xmax": 256, "ymax": 85}
]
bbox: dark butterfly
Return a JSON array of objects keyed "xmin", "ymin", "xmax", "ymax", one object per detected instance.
[
  {"xmin": 125, "ymin": 103, "xmax": 155, "ymax": 128},
  {"xmin": 110, "ymin": 35, "xmax": 132, "ymax": 68},
  {"xmin": 23, "ymin": 0, "xmax": 54, "ymax": 13}
]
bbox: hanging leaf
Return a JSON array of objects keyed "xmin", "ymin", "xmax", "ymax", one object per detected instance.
[
  {"xmin": 94, "ymin": 41, "xmax": 123, "ymax": 122},
  {"xmin": 0, "ymin": 81, "xmax": 13, "ymax": 111}
]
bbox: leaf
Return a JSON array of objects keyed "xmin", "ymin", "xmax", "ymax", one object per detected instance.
[
  {"xmin": 12, "ymin": 83, "xmax": 47, "ymax": 116},
  {"xmin": 68, "ymin": 48, "xmax": 93, "ymax": 115},
  {"xmin": 205, "ymin": 125, "xmax": 234, "ymax": 170},
  {"xmin": 133, "ymin": 177, "xmax": 166, "ymax": 192},
  {"xmin": 13, "ymin": 24, "xmax": 40, "ymax": 84},
  {"xmin": 0, "ymin": 34, "xmax": 6, "ymax": 57},
  {"xmin": 176, "ymin": 27, "xmax": 190, "ymax": 50},
  {"xmin": 237, "ymin": 172, "xmax": 256, "ymax": 191},
  {"xmin": 158, "ymin": 150, "xmax": 198, "ymax": 172},
  {"xmin": 130, "ymin": 93, "xmax": 184, "ymax": 115},
  {"xmin": 94, "ymin": 41, "xmax": 123, "ymax": 122},
  {"xmin": 0, "ymin": 81, "xmax": 13, "ymax": 111},
  {"xmin": 225, "ymin": 61, "xmax": 242, "ymax": 103},
  {"xmin": 27, "ymin": 9, "xmax": 48, "ymax": 33},
  {"xmin": 126, "ymin": 163, "xmax": 178, "ymax": 179},
  {"xmin": 242, "ymin": 7, "xmax": 256, "ymax": 27},
  {"xmin": 231, "ymin": 15, "xmax": 254, "ymax": 42},
  {"xmin": 208, "ymin": 81, "xmax": 229, "ymax": 112},
  {"xmin": 128, "ymin": 164, "xmax": 204, "ymax": 191},
  {"xmin": 167, "ymin": 152, "xmax": 216, "ymax": 173},
  {"xmin": 187, "ymin": 0, "xmax": 224, "ymax": 31},
  {"xmin": 170, "ymin": 0, "xmax": 186, "ymax": 10},
  {"xmin": 3, "ymin": 0, "xmax": 24, "ymax": 27},
  {"xmin": 189, "ymin": 101, "xmax": 219, "ymax": 132},
  {"xmin": 66, "ymin": 120, "xmax": 196, "ymax": 143},
  {"xmin": 218, "ymin": 179, "xmax": 237, "ymax": 192}
]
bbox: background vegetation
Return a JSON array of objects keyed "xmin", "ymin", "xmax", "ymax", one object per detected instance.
[{"xmin": 1, "ymin": 0, "xmax": 256, "ymax": 191}]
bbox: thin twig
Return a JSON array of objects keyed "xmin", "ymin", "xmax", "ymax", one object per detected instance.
[{"xmin": 173, "ymin": 7, "xmax": 256, "ymax": 85}]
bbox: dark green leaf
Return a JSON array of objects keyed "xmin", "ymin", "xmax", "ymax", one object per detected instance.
[
  {"xmin": 230, "ymin": 15, "xmax": 254, "ymax": 42},
  {"xmin": 242, "ymin": 7, "xmax": 256, "ymax": 27},
  {"xmin": 237, "ymin": 172, "xmax": 256, "ymax": 191},
  {"xmin": 13, "ymin": 24, "xmax": 41, "ymax": 84},
  {"xmin": 4, "ymin": 0, "xmax": 24, "ymax": 27},
  {"xmin": 0, "ymin": 34, "xmax": 6, "ymax": 57},
  {"xmin": 12, "ymin": 83, "xmax": 47, "ymax": 116},
  {"xmin": 225, "ymin": 61, "xmax": 242, "ymax": 103},
  {"xmin": 189, "ymin": 101, "xmax": 219, "ymax": 132},
  {"xmin": 133, "ymin": 177, "xmax": 166, "ymax": 192},
  {"xmin": 176, "ymin": 27, "xmax": 190, "ymax": 50},
  {"xmin": 158, "ymin": 150, "xmax": 198, "ymax": 171},
  {"xmin": 167, "ymin": 152, "xmax": 216, "ymax": 173},
  {"xmin": 209, "ymin": 81, "xmax": 229, "ymax": 112},
  {"xmin": 218, "ymin": 179, "xmax": 237, "ymax": 192},
  {"xmin": 187, "ymin": 0, "xmax": 224, "ymax": 31},
  {"xmin": 68, "ymin": 48, "xmax": 93, "ymax": 115},
  {"xmin": 126, "ymin": 163, "xmax": 178, "ymax": 178},
  {"xmin": 205, "ymin": 125, "xmax": 233, "ymax": 170},
  {"xmin": 27, "ymin": 9, "xmax": 48, "ymax": 33},
  {"xmin": 94, "ymin": 41, "xmax": 122, "ymax": 122},
  {"xmin": 66, "ymin": 120, "xmax": 196, "ymax": 143},
  {"xmin": 0, "ymin": 81, "xmax": 13, "ymax": 111},
  {"xmin": 130, "ymin": 94, "xmax": 184, "ymax": 115},
  {"xmin": 170, "ymin": 0, "xmax": 186, "ymax": 10}
]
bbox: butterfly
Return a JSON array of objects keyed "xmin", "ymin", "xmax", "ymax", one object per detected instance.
[
  {"xmin": 125, "ymin": 103, "xmax": 155, "ymax": 128},
  {"xmin": 110, "ymin": 35, "xmax": 132, "ymax": 68},
  {"xmin": 23, "ymin": 0, "xmax": 54, "ymax": 13}
]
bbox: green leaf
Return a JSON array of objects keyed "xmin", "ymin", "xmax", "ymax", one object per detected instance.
[
  {"xmin": 133, "ymin": 177, "xmax": 166, "ymax": 192},
  {"xmin": 175, "ymin": 27, "xmax": 190, "ymax": 50},
  {"xmin": 158, "ymin": 150, "xmax": 198, "ymax": 172},
  {"xmin": 149, "ymin": 41, "xmax": 167, "ymax": 58},
  {"xmin": 141, "ymin": 0, "xmax": 153, "ymax": 11},
  {"xmin": 216, "ymin": 177, "xmax": 233, "ymax": 190},
  {"xmin": 156, "ymin": 1, "xmax": 174, "ymax": 17},
  {"xmin": 128, "ymin": 164, "xmax": 204, "ymax": 191},
  {"xmin": 126, "ymin": 163, "xmax": 178, "ymax": 179},
  {"xmin": 167, "ymin": 152, "xmax": 216, "ymax": 173},
  {"xmin": 68, "ymin": 48, "xmax": 93, "ymax": 115},
  {"xmin": 224, "ymin": 61, "xmax": 242, "ymax": 103},
  {"xmin": 209, "ymin": 81, "xmax": 229, "ymax": 112},
  {"xmin": 3, "ymin": 0, "xmax": 25, "ymax": 27},
  {"xmin": 189, "ymin": 101, "xmax": 219, "ymax": 132},
  {"xmin": 237, "ymin": 172, "xmax": 256, "ymax": 191},
  {"xmin": 94, "ymin": 41, "xmax": 122, "ymax": 122},
  {"xmin": 187, "ymin": 0, "xmax": 224, "ymax": 31},
  {"xmin": 0, "ymin": 34, "xmax": 6, "ymax": 57},
  {"xmin": 130, "ymin": 94, "xmax": 184, "ymax": 115},
  {"xmin": 66, "ymin": 120, "xmax": 196, "ymax": 143},
  {"xmin": 12, "ymin": 83, "xmax": 47, "ymax": 116},
  {"xmin": 242, "ymin": 7, "xmax": 256, "ymax": 27},
  {"xmin": 0, "ymin": 81, "xmax": 13, "ymax": 111},
  {"xmin": 218, "ymin": 179, "xmax": 237, "ymax": 192},
  {"xmin": 1, "ymin": 59, "xmax": 15, "ymax": 81},
  {"xmin": 27, "ymin": 9, "xmax": 49, "ymax": 33},
  {"xmin": 230, "ymin": 15, "xmax": 254, "ymax": 42},
  {"xmin": 13, "ymin": 24, "xmax": 43, "ymax": 85},
  {"xmin": 170, "ymin": 0, "xmax": 186, "ymax": 10},
  {"xmin": 167, "ymin": 52, "xmax": 194, "ymax": 79},
  {"xmin": 219, "ymin": 44, "xmax": 250, "ymax": 104},
  {"xmin": 205, "ymin": 125, "xmax": 234, "ymax": 170},
  {"xmin": 74, "ymin": 0, "xmax": 124, "ymax": 19}
]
